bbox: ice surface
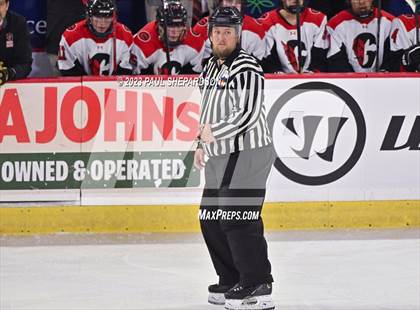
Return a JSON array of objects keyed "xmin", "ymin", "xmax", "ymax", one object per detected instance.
[{"xmin": 1, "ymin": 230, "xmax": 419, "ymax": 310}]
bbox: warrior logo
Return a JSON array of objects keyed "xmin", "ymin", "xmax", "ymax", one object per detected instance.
[
  {"xmin": 281, "ymin": 116, "xmax": 348, "ymax": 161},
  {"xmin": 268, "ymin": 82, "xmax": 366, "ymax": 186},
  {"xmin": 352, "ymin": 33, "xmax": 377, "ymax": 68}
]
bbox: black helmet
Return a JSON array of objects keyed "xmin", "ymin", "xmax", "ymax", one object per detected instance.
[
  {"xmin": 156, "ymin": 1, "xmax": 187, "ymax": 47},
  {"xmin": 208, "ymin": 6, "xmax": 243, "ymax": 36},
  {"xmin": 86, "ymin": 0, "xmax": 116, "ymax": 38},
  {"xmin": 280, "ymin": 0, "xmax": 308, "ymax": 14},
  {"xmin": 87, "ymin": 0, "xmax": 115, "ymax": 18},
  {"xmin": 156, "ymin": 1, "xmax": 188, "ymax": 27}
]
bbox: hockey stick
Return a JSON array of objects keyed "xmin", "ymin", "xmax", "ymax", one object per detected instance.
[
  {"xmin": 375, "ymin": 0, "xmax": 382, "ymax": 72},
  {"xmin": 415, "ymin": 0, "xmax": 420, "ymax": 71},
  {"xmin": 295, "ymin": 5, "xmax": 303, "ymax": 73},
  {"xmin": 415, "ymin": 0, "xmax": 420, "ymax": 46},
  {"xmin": 161, "ymin": 0, "xmax": 172, "ymax": 75},
  {"xmin": 112, "ymin": 10, "xmax": 117, "ymax": 76}
]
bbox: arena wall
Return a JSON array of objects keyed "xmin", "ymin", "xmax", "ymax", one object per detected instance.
[{"xmin": 0, "ymin": 73, "xmax": 419, "ymax": 234}]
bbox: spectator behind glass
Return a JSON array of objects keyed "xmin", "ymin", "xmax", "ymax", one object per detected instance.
[
  {"xmin": 58, "ymin": 0, "xmax": 133, "ymax": 76},
  {"xmin": 326, "ymin": 0, "xmax": 395, "ymax": 72},
  {"xmin": 0, "ymin": 0, "xmax": 32, "ymax": 85},
  {"xmin": 46, "ymin": 0, "xmax": 86, "ymax": 76}
]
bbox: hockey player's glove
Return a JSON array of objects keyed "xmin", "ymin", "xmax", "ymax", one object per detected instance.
[
  {"xmin": 0, "ymin": 61, "xmax": 9, "ymax": 86},
  {"xmin": 402, "ymin": 45, "xmax": 420, "ymax": 71}
]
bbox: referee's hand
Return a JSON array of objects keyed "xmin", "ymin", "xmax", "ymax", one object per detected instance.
[
  {"xmin": 200, "ymin": 124, "xmax": 215, "ymax": 143},
  {"xmin": 194, "ymin": 149, "xmax": 206, "ymax": 170}
]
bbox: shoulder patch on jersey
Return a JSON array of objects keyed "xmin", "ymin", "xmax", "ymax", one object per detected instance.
[
  {"xmin": 327, "ymin": 10, "xmax": 353, "ymax": 31},
  {"xmin": 193, "ymin": 18, "xmax": 209, "ymax": 39},
  {"xmin": 259, "ymin": 12, "xmax": 269, "ymax": 21},
  {"xmin": 304, "ymin": 7, "xmax": 326, "ymax": 27},
  {"xmin": 257, "ymin": 9, "xmax": 280, "ymax": 31},
  {"xmin": 309, "ymin": 8, "xmax": 321, "ymax": 14},
  {"xmin": 397, "ymin": 14, "xmax": 417, "ymax": 32},
  {"xmin": 66, "ymin": 24, "xmax": 77, "ymax": 32},
  {"xmin": 193, "ymin": 17, "xmax": 209, "ymax": 39},
  {"xmin": 190, "ymin": 28, "xmax": 201, "ymax": 38},
  {"xmin": 133, "ymin": 22, "xmax": 163, "ymax": 58},
  {"xmin": 121, "ymin": 24, "xmax": 132, "ymax": 33},
  {"xmin": 115, "ymin": 22, "xmax": 133, "ymax": 46},
  {"xmin": 402, "ymin": 14, "xmax": 414, "ymax": 19},
  {"xmin": 380, "ymin": 10, "xmax": 395, "ymax": 22},
  {"xmin": 139, "ymin": 31, "xmax": 151, "ymax": 43},
  {"xmin": 197, "ymin": 17, "xmax": 208, "ymax": 27},
  {"xmin": 62, "ymin": 20, "xmax": 89, "ymax": 47},
  {"xmin": 243, "ymin": 15, "xmax": 265, "ymax": 39},
  {"xmin": 254, "ymin": 18, "xmax": 263, "ymax": 26},
  {"xmin": 183, "ymin": 28, "xmax": 205, "ymax": 53}
]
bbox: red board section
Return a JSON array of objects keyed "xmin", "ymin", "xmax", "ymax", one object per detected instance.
[{"xmin": 7, "ymin": 72, "xmax": 420, "ymax": 85}]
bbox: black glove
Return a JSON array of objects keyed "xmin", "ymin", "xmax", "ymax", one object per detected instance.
[
  {"xmin": 402, "ymin": 45, "xmax": 420, "ymax": 71},
  {"xmin": 0, "ymin": 61, "xmax": 9, "ymax": 86}
]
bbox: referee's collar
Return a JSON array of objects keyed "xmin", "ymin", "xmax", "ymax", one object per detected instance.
[{"xmin": 212, "ymin": 46, "xmax": 242, "ymax": 68}]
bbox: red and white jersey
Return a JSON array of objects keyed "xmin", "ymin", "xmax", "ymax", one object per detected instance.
[
  {"xmin": 258, "ymin": 8, "xmax": 328, "ymax": 73},
  {"xmin": 131, "ymin": 21, "xmax": 205, "ymax": 75},
  {"xmin": 58, "ymin": 19, "xmax": 133, "ymax": 76},
  {"xmin": 390, "ymin": 14, "xmax": 418, "ymax": 52},
  {"xmin": 192, "ymin": 15, "xmax": 266, "ymax": 61},
  {"xmin": 327, "ymin": 9, "xmax": 395, "ymax": 72}
]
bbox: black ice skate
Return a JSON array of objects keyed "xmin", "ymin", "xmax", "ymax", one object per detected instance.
[
  {"xmin": 208, "ymin": 283, "xmax": 236, "ymax": 305},
  {"xmin": 224, "ymin": 283, "xmax": 275, "ymax": 310}
]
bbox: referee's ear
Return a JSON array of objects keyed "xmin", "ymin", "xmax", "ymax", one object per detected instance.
[
  {"xmin": 208, "ymin": 28, "xmax": 214, "ymax": 44},
  {"xmin": 235, "ymin": 28, "xmax": 241, "ymax": 45},
  {"xmin": 235, "ymin": 33, "xmax": 240, "ymax": 45},
  {"xmin": 209, "ymin": 29, "xmax": 216, "ymax": 51}
]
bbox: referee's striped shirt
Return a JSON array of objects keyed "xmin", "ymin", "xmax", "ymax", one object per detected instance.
[{"xmin": 199, "ymin": 48, "xmax": 272, "ymax": 157}]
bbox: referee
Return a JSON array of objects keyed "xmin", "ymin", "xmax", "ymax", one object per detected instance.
[{"xmin": 194, "ymin": 7, "xmax": 275, "ymax": 310}]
